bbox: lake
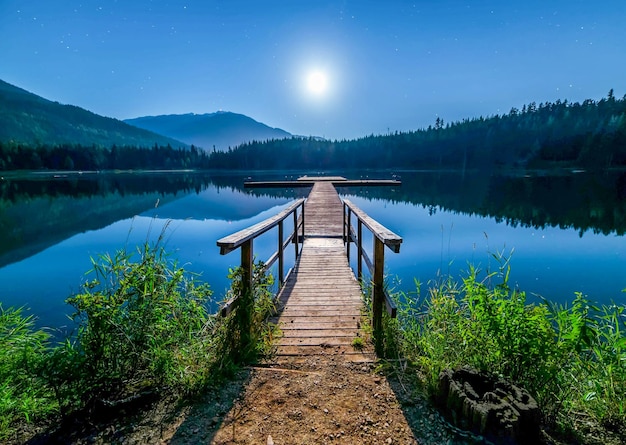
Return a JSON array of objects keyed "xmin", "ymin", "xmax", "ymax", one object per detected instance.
[{"xmin": 1, "ymin": 170, "xmax": 625, "ymax": 335}]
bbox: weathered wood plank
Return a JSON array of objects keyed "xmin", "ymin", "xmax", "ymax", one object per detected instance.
[
  {"xmin": 279, "ymin": 336, "xmax": 360, "ymax": 346},
  {"xmin": 278, "ymin": 310, "xmax": 361, "ymax": 318},
  {"xmin": 275, "ymin": 345, "xmax": 373, "ymax": 358},
  {"xmin": 273, "ymin": 315, "xmax": 361, "ymax": 323},
  {"xmin": 279, "ymin": 328, "xmax": 360, "ymax": 337}
]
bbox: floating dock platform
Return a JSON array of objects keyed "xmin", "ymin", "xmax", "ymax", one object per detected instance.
[{"xmin": 244, "ymin": 176, "xmax": 401, "ymax": 188}]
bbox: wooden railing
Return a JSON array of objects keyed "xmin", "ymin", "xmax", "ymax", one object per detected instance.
[
  {"xmin": 343, "ymin": 199, "xmax": 403, "ymax": 352},
  {"xmin": 216, "ymin": 198, "xmax": 305, "ymax": 317}
]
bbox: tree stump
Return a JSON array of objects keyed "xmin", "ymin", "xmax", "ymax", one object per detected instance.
[{"xmin": 437, "ymin": 367, "xmax": 540, "ymax": 444}]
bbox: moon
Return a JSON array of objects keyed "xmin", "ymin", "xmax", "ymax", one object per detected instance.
[{"xmin": 306, "ymin": 70, "xmax": 328, "ymax": 96}]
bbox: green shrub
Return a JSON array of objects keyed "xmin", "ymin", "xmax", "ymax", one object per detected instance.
[
  {"xmin": 2, "ymin": 238, "xmax": 280, "ymax": 439},
  {"xmin": 547, "ymin": 295, "xmax": 626, "ymax": 428},
  {"xmin": 0, "ymin": 305, "xmax": 56, "ymax": 440},
  {"xmin": 60, "ymin": 242, "xmax": 215, "ymax": 407},
  {"xmin": 391, "ymin": 262, "xmax": 626, "ymax": 431},
  {"xmin": 220, "ymin": 261, "xmax": 279, "ymax": 364}
]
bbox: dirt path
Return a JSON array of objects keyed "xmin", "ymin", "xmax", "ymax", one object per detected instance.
[
  {"xmin": 202, "ymin": 358, "xmax": 419, "ymax": 444},
  {"xmin": 60, "ymin": 352, "xmax": 482, "ymax": 445},
  {"xmin": 19, "ymin": 353, "xmax": 625, "ymax": 445}
]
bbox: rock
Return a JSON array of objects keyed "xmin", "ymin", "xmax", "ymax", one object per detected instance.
[
  {"xmin": 437, "ymin": 367, "xmax": 540, "ymax": 444},
  {"xmin": 267, "ymin": 434, "xmax": 274, "ymax": 445}
]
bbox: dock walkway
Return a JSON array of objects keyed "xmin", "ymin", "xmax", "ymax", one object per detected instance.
[
  {"xmin": 272, "ymin": 182, "xmax": 369, "ymax": 362},
  {"xmin": 217, "ymin": 177, "xmax": 402, "ymax": 363}
]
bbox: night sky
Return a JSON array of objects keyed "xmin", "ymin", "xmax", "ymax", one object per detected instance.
[{"xmin": 1, "ymin": 0, "xmax": 625, "ymax": 140}]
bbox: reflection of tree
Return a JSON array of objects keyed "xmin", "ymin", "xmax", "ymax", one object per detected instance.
[
  {"xmin": 0, "ymin": 173, "xmax": 217, "ymax": 267},
  {"xmin": 0, "ymin": 172, "xmax": 216, "ymax": 203},
  {"xmin": 240, "ymin": 171, "xmax": 626, "ymax": 237},
  {"xmin": 358, "ymin": 172, "xmax": 626, "ymax": 236},
  {"xmin": 2, "ymin": 170, "xmax": 626, "ymax": 270}
]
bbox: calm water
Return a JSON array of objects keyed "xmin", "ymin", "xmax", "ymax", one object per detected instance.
[{"xmin": 1, "ymin": 170, "xmax": 625, "ymax": 333}]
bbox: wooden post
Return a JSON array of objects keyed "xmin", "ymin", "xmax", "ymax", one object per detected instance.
[
  {"xmin": 239, "ymin": 239, "xmax": 253, "ymax": 355},
  {"xmin": 343, "ymin": 202, "xmax": 347, "ymax": 243},
  {"xmin": 357, "ymin": 219, "xmax": 363, "ymax": 282},
  {"xmin": 344, "ymin": 207, "xmax": 352, "ymax": 258},
  {"xmin": 278, "ymin": 220, "xmax": 284, "ymax": 286},
  {"xmin": 293, "ymin": 208, "xmax": 299, "ymax": 259},
  {"xmin": 373, "ymin": 237, "xmax": 385, "ymax": 355},
  {"xmin": 301, "ymin": 202, "xmax": 305, "ymax": 249}
]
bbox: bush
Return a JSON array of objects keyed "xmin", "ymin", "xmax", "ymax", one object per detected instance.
[
  {"xmin": 220, "ymin": 261, "xmax": 279, "ymax": 364},
  {"xmin": 392, "ymin": 262, "xmax": 626, "ymax": 431},
  {"xmin": 548, "ymin": 295, "xmax": 626, "ymax": 429},
  {"xmin": 59, "ymin": 242, "xmax": 215, "ymax": 407},
  {"xmin": 0, "ymin": 305, "xmax": 56, "ymax": 440},
  {"xmin": 1, "ymin": 239, "xmax": 280, "ymax": 439}
]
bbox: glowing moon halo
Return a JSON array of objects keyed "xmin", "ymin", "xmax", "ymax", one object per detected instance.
[{"xmin": 306, "ymin": 70, "xmax": 328, "ymax": 95}]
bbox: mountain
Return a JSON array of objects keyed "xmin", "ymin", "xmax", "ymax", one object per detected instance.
[
  {"xmin": 0, "ymin": 79, "xmax": 187, "ymax": 148},
  {"xmin": 124, "ymin": 112, "xmax": 291, "ymax": 151}
]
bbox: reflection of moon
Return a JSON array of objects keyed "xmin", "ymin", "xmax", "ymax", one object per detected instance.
[{"xmin": 307, "ymin": 71, "xmax": 328, "ymax": 95}]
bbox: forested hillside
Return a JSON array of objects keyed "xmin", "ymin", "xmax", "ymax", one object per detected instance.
[
  {"xmin": 0, "ymin": 79, "xmax": 186, "ymax": 149},
  {"xmin": 209, "ymin": 90, "xmax": 626, "ymax": 171}
]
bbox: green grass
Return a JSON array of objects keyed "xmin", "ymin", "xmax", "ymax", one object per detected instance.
[
  {"xmin": 0, "ymin": 239, "xmax": 278, "ymax": 439},
  {"xmin": 0, "ymin": 305, "xmax": 57, "ymax": 440},
  {"xmin": 382, "ymin": 259, "xmax": 626, "ymax": 436},
  {"xmin": 55, "ymin": 241, "xmax": 216, "ymax": 408},
  {"xmin": 351, "ymin": 336, "xmax": 365, "ymax": 350}
]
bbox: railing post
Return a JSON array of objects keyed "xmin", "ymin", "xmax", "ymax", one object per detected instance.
[
  {"xmin": 344, "ymin": 207, "xmax": 352, "ymax": 263},
  {"xmin": 239, "ymin": 239, "xmax": 253, "ymax": 355},
  {"xmin": 343, "ymin": 202, "xmax": 347, "ymax": 243},
  {"xmin": 372, "ymin": 236, "xmax": 385, "ymax": 355},
  {"xmin": 293, "ymin": 205, "xmax": 299, "ymax": 258},
  {"xmin": 278, "ymin": 220, "xmax": 284, "ymax": 286},
  {"xmin": 357, "ymin": 219, "xmax": 363, "ymax": 282}
]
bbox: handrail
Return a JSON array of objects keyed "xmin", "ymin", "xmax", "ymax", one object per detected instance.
[
  {"xmin": 343, "ymin": 200, "xmax": 402, "ymax": 253},
  {"xmin": 343, "ymin": 199, "xmax": 402, "ymax": 355},
  {"xmin": 217, "ymin": 198, "xmax": 305, "ymax": 255},
  {"xmin": 216, "ymin": 198, "xmax": 305, "ymax": 318}
]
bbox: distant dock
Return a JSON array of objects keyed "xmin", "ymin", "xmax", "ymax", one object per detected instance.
[{"xmin": 243, "ymin": 175, "xmax": 401, "ymax": 188}]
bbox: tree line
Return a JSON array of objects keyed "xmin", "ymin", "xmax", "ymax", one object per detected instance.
[
  {"xmin": 0, "ymin": 142, "xmax": 211, "ymax": 171},
  {"xmin": 208, "ymin": 89, "xmax": 626, "ymax": 171},
  {"xmin": 2, "ymin": 90, "xmax": 625, "ymax": 171}
]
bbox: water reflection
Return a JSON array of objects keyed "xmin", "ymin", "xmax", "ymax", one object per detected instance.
[
  {"xmin": 1, "ymin": 170, "xmax": 625, "ymax": 332},
  {"xmin": 0, "ymin": 172, "xmax": 295, "ymax": 332},
  {"xmin": 244, "ymin": 170, "xmax": 626, "ymax": 237}
]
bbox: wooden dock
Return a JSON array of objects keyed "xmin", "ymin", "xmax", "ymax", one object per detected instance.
[
  {"xmin": 217, "ymin": 178, "xmax": 402, "ymax": 363},
  {"xmin": 272, "ymin": 182, "xmax": 368, "ymax": 361}
]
